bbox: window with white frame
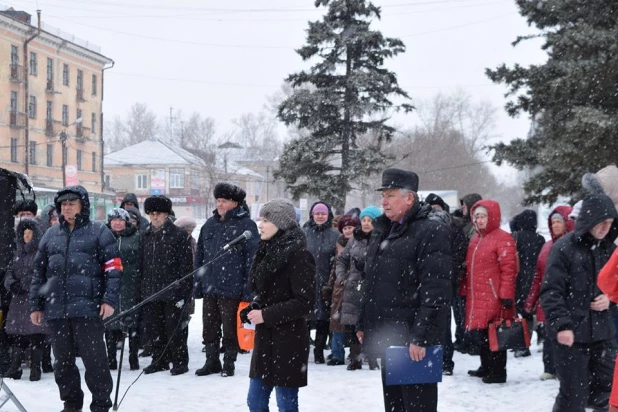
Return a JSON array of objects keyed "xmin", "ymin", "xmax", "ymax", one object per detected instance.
[
  {"xmin": 136, "ymin": 174, "xmax": 148, "ymax": 190},
  {"xmin": 169, "ymin": 168, "xmax": 185, "ymax": 188}
]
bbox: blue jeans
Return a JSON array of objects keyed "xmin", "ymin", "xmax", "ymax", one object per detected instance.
[
  {"xmin": 331, "ymin": 332, "xmax": 345, "ymax": 361},
  {"xmin": 247, "ymin": 376, "xmax": 299, "ymax": 412}
]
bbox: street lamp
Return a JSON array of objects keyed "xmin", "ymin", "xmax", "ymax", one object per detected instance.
[{"xmin": 59, "ymin": 118, "xmax": 82, "ymax": 187}]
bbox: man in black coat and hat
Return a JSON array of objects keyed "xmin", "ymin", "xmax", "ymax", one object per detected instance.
[
  {"xmin": 357, "ymin": 168, "xmax": 452, "ymax": 412},
  {"xmin": 139, "ymin": 195, "xmax": 193, "ymax": 376},
  {"xmin": 541, "ymin": 194, "xmax": 618, "ymax": 412}
]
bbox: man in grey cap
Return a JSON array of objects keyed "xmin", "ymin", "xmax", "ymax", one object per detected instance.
[{"xmin": 357, "ymin": 168, "xmax": 452, "ymax": 412}]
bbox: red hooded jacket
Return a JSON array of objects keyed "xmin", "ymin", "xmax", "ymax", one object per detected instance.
[
  {"xmin": 524, "ymin": 205, "xmax": 573, "ymax": 322},
  {"xmin": 598, "ymin": 247, "xmax": 618, "ymax": 408},
  {"xmin": 464, "ymin": 199, "xmax": 518, "ymax": 331}
]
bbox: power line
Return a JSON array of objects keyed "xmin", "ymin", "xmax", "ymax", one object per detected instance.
[{"xmin": 400, "ymin": 12, "xmax": 516, "ymax": 37}]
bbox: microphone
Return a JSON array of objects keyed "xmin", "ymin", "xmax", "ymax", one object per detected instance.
[{"xmin": 223, "ymin": 230, "xmax": 253, "ymax": 251}]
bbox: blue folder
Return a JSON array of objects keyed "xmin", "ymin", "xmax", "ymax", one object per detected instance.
[{"xmin": 384, "ymin": 345, "xmax": 443, "ymax": 386}]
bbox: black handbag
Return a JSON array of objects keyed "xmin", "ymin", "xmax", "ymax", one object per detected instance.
[{"xmin": 488, "ymin": 316, "xmax": 531, "ymax": 352}]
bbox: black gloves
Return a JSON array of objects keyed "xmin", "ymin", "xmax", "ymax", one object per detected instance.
[
  {"xmin": 501, "ymin": 299, "xmax": 513, "ymax": 309},
  {"xmin": 240, "ymin": 305, "xmax": 251, "ymax": 324},
  {"xmin": 352, "ymin": 257, "xmax": 365, "ymax": 273}
]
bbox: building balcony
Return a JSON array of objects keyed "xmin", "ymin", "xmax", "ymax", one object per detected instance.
[
  {"xmin": 76, "ymin": 88, "xmax": 85, "ymax": 102},
  {"xmin": 75, "ymin": 125, "xmax": 91, "ymax": 141},
  {"xmin": 9, "ymin": 64, "xmax": 24, "ymax": 82},
  {"xmin": 9, "ymin": 111, "xmax": 26, "ymax": 128},
  {"xmin": 45, "ymin": 119, "xmax": 62, "ymax": 137},
  {"xmin": 46, "ymin": 79, "xmax": 54, "ymax": 93}
]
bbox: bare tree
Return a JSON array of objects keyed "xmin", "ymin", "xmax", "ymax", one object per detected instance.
[
  {"xmin": 125, "ymin": 103, "xmax": 158, "ymax": 146},
  {"xmin": 231, "ymin": 112, "xmax": 279, "ymax": 151}
]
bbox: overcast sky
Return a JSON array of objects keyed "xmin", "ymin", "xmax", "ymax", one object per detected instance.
[{"xmin": 7, "ymin": 0, "xmax": 548, "ymax": 181}]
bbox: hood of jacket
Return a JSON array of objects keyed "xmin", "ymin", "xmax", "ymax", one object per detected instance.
[
  {"xmin": 39, "ymin": 203, "xmax": 56, "ymax": 233},
  {"xmin": 305, "ymin": 201, "xmax": 335, "ymax": 230},
  {"xmin": 15, "ymin": 217, "xmax": 42, "ymax": 253},
  {"xmin": 548, "ymin": 205, "xmax": 574, "ymax": 242},
  {"xmin": 582, "ymin": 165, "xmax": 618, "ymax": 212},
  {"xmin": 510, "ymin": 209, "xmax": 538, "ymax": 232},
  {"xmin": 471, "ymin": 199, "xmax": 501, "ymax": 236},
  {"xmin": 107, "ymin": 221, "xmax": 138, "ymax": 238},
  {"xmin": 427, "ymin": 207, "xmax": 453, "ymax": 228},
  {"xmin": 54, "ymin": 185, "xmax": 91, "ymax": 226},
  {"xmin": 120, "ymin": 193, "xmax": 140, "ymax": 209},
  {"xmin": 574, "ymin": 194, "xmax": 618, "ymax": 240}
]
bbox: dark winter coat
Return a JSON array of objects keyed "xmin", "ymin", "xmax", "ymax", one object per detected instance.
[
  {"xmin": 248, "ymin": 227, "xmax": 316, "ymax": 388},
  {"xmin": 541, "ymin": 194, "xmax": 618, "ymax": 343},
  {"xmin": 38, "ymin": 204, "xmax": 57, "ymax": 233},
  {"xmin": 461, "ymin": 193, "xmax": 483, "ymax": 240},
  {"xmin": 106, "ymin": 222, "xmax": 141, "ymax": 330},
  {"xmin": 30, "ymin": 186, "xmax": 122, "ymax": 320},
  {"xmin": 510, "ymin": 210, "xmax": 546, "ymax": 310},
  {"xmin": 525, "ymin": 206, "xmax": 574, "ymax": 322},
  {"xmin": 304, "ymin": 202, "xmax": 339, "ymax": 322},
  {"xmin": 139, "ymin": 218, "xmax": 193, "ymax": 303},
  {"xmin": 358, "ymin": 201, "xmax": 452, "ymax": 357},
  {"xmin": 323, "ymin": 235, "xmax": 348, "ymax": 333},
  {"xmin": 5, "ymin": 219, "xmax": 49, "ymax": 335},
  {"xmin": 120, "ymin": 193, "xmax": 149, "ymax": 231},
  {"xmin": 428, "ymin": 208, "xmax": 467, "ymax": 298},
  {"xmin": 457, "ymin": 193, "xmax": 483, "ymax": 297},
  {"xmin": 194, "ymin": 204, "xmax": 259, "ymax": 300},
  {"xmin": 336, "ymin": 228, "xmax": 371, "ymax": 327},
  {"xmin": 465, "ymin": 200, "xmax": 518, "ymax": 331}
]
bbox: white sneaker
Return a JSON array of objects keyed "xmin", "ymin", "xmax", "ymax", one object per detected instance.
[{"xmin": 540, "ymin": 372, "xmax": 556, "ymax": 381}]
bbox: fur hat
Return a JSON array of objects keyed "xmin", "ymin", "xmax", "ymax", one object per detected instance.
[
  {"xmin": 425, "ymin": 193, "xmax": 450, "ymax": 213},
  {"xmin": 174, "ymin": 216, "xmax": 197, "ymax": 232},
  {"xmin": 107, "ymin": 208, "xmax": 130, "ymax": 224},
  {"xmin": 260, "ymin": 199, "xmax": 298, "ymax": 231},
  {"xmin": 214, "ymin": 183, "xmax": 246, "ymax": 203},
  {"xmin": 13, "ymin": 199, "xmax": 38, "ymax": 216},
  {"xmin": 338, "ymin": 214, "xmax": 361, "ymax": 233},
  {"xmin": 144, "ymin": 195, "xmax": 173, "ymax": 215}
]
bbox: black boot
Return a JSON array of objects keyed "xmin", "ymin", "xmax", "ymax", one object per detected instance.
[
  {"xmin": 128, "ymin": 331, "xmax": 139, "ymax": 370},
  {"xmin": 105, "ymin": 331, "xmax": 118, "ymax": 370},
  {"xmin": 314, "ymin": 348, "xmax": 325, "ymax": 364},
  {"xmin": 221, "ymin": 358, "xmax": 235, "ymax": 377},
  {"xmin": 30, "ymin": 348, "xmax": 42, "ymax": 381},
  {"xmin": 2, "ymin": 347, "xmax": 24, "ymax": 380},
  {"xmin": 42, "ymin": 342, "xmax": 53, "ymax": 373},
  {"xmin": 195, "ymin": 343, "xmax": 222, "ymax": 376}
]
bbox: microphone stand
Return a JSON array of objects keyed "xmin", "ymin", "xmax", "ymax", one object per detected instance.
[{"xmin": 107, "ymin": 243, "xmax": 243, "ymax": 411}]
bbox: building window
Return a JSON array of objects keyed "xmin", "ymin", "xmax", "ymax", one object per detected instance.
[
  {"xmin": 10, "ymin": 91, "xmax": 18, "ymax": 112},
  {"xmin": 29, "ymin": 52, "xmax": 37, "ymax": 75},
  {"xmin": 77, "ymin": 150, "xmax": 82, "ymax": 170},
  {"xmin": 77, "ymin": 69, "xmax": 83, "ymax": 91},
  {"xmin": 136, "ymin": 174, "xmax": 148, "ymax": 190},
  {"xmin": 91, "ymin": 113, "xmax": 97, "ymax": 135},
  {"xmin": 10, "ymin": 138, "xmax": 18, "ymax": 163},
  {"xmin": 76, "ymin": 109, "xmax": 82, "ymax": 123},
  {"xmin": 191, "ymin": 170, "xmax": 200, "ymax": 190},
  {"xmin": 46, "ymin": 58, "xmax": 53, "ymax": 81},
  {"xmin": 47, "ymin": 144, "xmax": 53, "ymax": 167},
  {"xmin": 10, "ymin": 45, "xmax": 18, "ymax": 65},
  {"xmin": 62, "ymin": 64, "xmax": 69, "ymax": 86},
  {"xmin": 92, "ymin": 151, "xmax": 97, "ymax": 172},
  {"xmin": 104, "ymin": 174, "xmax": 110, "ymax": 188},
  {"xmin": 169, "ymin": 168, "xmax": 185, "ymax": 189},
  {"xmin": 92, "ymin": 74, "xmax": 97, "ymax": 96},
  {"xmin": 28, "ymin": 95, "xmax": 36, "ymax": 119},
  {"xmin": 62, "ymin": 105, "xmax": 69, "ymax": 126},
  {"xmin": 46, "ymin": 101, "xmax": 52, "ymax": 120},
  {"xmin": 62, "ymin": 145, "xmax": 68, "ymax": 164},
  {"xmin": 29, "ymin": 141, "xmax": 37, "ymax": 165}
]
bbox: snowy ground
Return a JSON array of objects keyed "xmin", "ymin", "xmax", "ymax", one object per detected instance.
[{"xmin": 0, "ymin": 299, "xmax": 561, "ymax": 412}]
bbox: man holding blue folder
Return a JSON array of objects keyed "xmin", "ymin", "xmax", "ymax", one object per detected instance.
[{"xmin": 356, "ymin": 168, "xmax": 452, "ymax": 412}]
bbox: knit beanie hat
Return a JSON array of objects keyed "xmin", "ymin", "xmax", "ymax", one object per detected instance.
[
  {"xmin": 550, "ymin": 213, "xmax": 565, "ymax": 222},
  {"xmin": 474, "ymin": 206, "xmax": 489, "ymax": 217},
  {"xmin": 360, "ymin": 206, "xmax": 382, "ymax": 221},
  {"xmin": 312, "ymin": 203, "xmax": 329, "ymax": 215},
  {"xmin": 260, "ymin": 199, "xmax": 298, "ymax": 231},
  {"xmin": 108, "ymin": 208, "xmax": 130, "ymax": 224}
]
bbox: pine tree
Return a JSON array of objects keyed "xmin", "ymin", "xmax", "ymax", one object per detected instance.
[
  {"xmin": 486, "ymin": 0, "xmax": 618, "ymax": 204},
  {"xmin": 275, "ymin": 0, "xmax": 412, "ymax": 211}
]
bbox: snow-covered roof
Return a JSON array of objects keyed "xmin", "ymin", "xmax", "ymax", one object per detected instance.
[{"xmin": 104, "ymin": 140, "xmax": 205, "ymax": 167}]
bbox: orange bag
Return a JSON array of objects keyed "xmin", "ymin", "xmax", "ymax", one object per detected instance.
[{"xmin": 237, "ymin": 302, "xmax": 255, "ymax": 351}]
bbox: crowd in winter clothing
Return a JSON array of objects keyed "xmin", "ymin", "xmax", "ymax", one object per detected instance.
[{"xmin": 4, "ymin": 164, "xmax": 618, "ymax": 411}]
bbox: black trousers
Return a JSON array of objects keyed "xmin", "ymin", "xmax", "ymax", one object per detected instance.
[
  {"xmin": 142, "ymin": 301, "xmax": 189, "ymax": 369},
  {"xmin": 443, "ymin": 302, "xmax": 455, "ymax": 371},
  {"xmin": 478, "ymin": 330, "xmax": 507, "ymax": 378},
  {"xmin": 380, "ymin": 357, "xmax": 438, "ymax": 412},
  {"xmin": 48, "ymin": 318, "xmax": 113, "ymax": 412},
  {"xmin": 12, "ymin": 333, "xmax": 45, "ymax": 349},
  {"xmin": 202, "ymin": 295, "xmax": 239, "ymax": 360},
  {"xmin": 314, "ymin": 320, "xmax": 329, "ymax": 351},
  {"xmin": 453, "ymin": 295, "xmax": 466, "ymax": 344},
  {"xmin": 543, "ymin": 337, "xmax": 556, "ymax": 375},
  {"xmin": 552, "ymin": 339, "xmax": 617, "ymax": 412}
]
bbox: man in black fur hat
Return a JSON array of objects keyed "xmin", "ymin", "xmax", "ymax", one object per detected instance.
[
  {"xmin": 138, "ymin": 195, "xmax": 193, "ymax": 376},
  {"xmin": 194, "ymin": 183, "xmax": 259, "ymax": 377}
]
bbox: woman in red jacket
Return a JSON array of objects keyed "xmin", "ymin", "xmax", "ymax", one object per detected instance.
[
  {"xmin": 597, "ymin": 248, "xmax": 618, "ymax": 412},
  {"xmin": 524, "ymin": 205, "xmax": 573, "ymax": 380},
  {"xmin": 465, "ymin": 199, "xmax": 518, "ymax": 384}
]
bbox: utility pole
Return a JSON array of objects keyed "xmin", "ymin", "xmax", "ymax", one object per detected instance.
[
  {"xmin": 266, "ymin": 166, "xmax": 270, "ymax": 202},
  {"xmin": 60, "ymin": 130, "xmax": 67, "ymax": 187}
]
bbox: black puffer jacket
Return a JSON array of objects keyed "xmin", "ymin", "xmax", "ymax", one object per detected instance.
[
  {"xmin": 510, "ymin": 209, "xmax": 545, "ymax": 310},
  {"xmin": 194, "ymin": 203, "xmax": 259, "ymax": 300},
  {"xmin": 30, "ymin": 186, "xmax": 122, "ymax": 319},
  {"xmin": 304, "ymin": 202, "xmax": 339, "ymax": 322},
  {"xmin": 139, "ymin": 218, "xmax": 193, "ymax": 303},
  {"xmin": 428, "ymin": 208, "xmax": 467, "ymax": 294},
  {"xmin": 358, "ymin": 201, "xmax": 452, "ymax": 357},
  {"xmin": 249, "ymin": 227, "xmax": 316, "ymax": 388},
  {"xmin": 541, "ymin": 194, "xmax": 618, "ymax": 343}
]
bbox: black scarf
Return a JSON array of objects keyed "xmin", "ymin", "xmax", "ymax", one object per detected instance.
[{"xmin": 250, "ymin": 226, "xmax": 307, "ymax": 295}]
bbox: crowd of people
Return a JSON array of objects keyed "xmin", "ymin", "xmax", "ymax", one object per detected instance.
[{"xmin": 3, "ymin": 164, "xmax": 618, "ymax": 412}]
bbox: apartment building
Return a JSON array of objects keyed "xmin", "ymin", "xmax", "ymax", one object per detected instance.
[{"xmin": 0, "ymin": 7, "xmax": 113, "ymax": 199}]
